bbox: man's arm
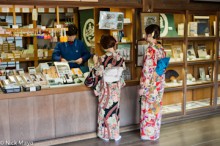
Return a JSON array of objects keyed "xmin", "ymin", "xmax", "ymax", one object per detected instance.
[{"xmin": 52, "ymin": 43, "xmax": 62, "ymax": 61}]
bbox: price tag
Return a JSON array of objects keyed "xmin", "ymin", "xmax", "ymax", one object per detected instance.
[
  {"xmin": 49, "ymin": 8, "xmax": 55, "ymax": 13},
  {"xmin": 41, "ymin": 26, "xmax": 46, "ymax": 30},
  {"xmin": 56, "ymin": 24, "xmax": 62, "ymax": 28},
  {"xmin": 37, "ymin": 8, "xmax": 45, "ymax": 13},
  {"xmin": 11, "ymin": 58, "xmax": 15, "ymax": 61},
  {"xmin": 12, "ymin": 25, "xmax": 19, "ymax": 29},
  {"xmin": 26, "ymin": 57, "xmax": 30, "ymax": 60},
  {"xmin": 30, "ymin": 86, "xmax": 36, "ymax": 92},
  {"xmin": 22, "ymin": 8, "xmax": 30, "ymax": 13},
  {"xmin": 2, "ymin": 8, "xmax": 9, "ymax": 13},
  {"xmin": 15, "ymin": 8, "xmax": 20, "ymax": 12}
]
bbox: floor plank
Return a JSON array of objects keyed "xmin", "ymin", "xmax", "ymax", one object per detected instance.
[{"xmin": 55, "ymin": 114, "xmax": 220, "ymax": 146}]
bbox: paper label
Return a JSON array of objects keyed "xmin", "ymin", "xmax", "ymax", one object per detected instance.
[
  {"xmin": 2, "ymin": 8, "xmax": 9, "ymax": 13},
  {"xmin": 49, "ymin": 8, "xmax": 55, "ymax": 13},
  {"xmin": 56, "ymin": 24, "xmax": 62, "ymax": 28},
  {"xmin": 15, "ymin": 8, "xmax": 20, "ymax": 12},
  {"xmin": 22, "ymin": 8, "xmax": 30, "ymax": 13},
  {"xmin": 41, "ymin": 26, "xmax": 46, "ymax": 30},
  {"xmin": 30, "ymin": 86, "xmax": 36, "ymax": 92},
  {"xmin": 38, "ymin": 8, "xmax": 45, "ymax": 13},
  {"xmin": 12, "ymin": 25, "xmax": 19, "ymax": 29}
]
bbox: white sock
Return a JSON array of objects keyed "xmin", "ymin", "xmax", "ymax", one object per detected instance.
[{"xmin": 115, "ymin": 135, "xmax": 122, "ymax": 141}]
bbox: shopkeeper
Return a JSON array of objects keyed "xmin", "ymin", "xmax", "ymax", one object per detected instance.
[{"xmin": 52, "ymin": 24, "xmax": 91, "ymax": 68}]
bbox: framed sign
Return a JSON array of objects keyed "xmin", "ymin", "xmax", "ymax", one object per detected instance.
[
  {"xmin": 140, "ymin": 13, "xmax": 160, "ymax": 37},
  {"xmin": 99, "ymin": 11, "xmax": 124, "ymax": 30}
]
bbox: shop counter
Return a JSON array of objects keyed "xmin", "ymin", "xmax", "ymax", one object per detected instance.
[{"xmin": 0, "ymin": 80, "xmax": 140, "ymax": 143}]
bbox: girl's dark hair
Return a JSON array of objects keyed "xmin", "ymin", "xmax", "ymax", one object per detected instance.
[
  {"xmin": 66, "ymin": 24, "xmax": 78, "ymax": 36},
  {"xmin": 145, "ymin": 24, "xmax": 160, "ymax": 39},
  {"xmin": 100, "ymin": 34, "xmax": 116, "ymax": 49}
]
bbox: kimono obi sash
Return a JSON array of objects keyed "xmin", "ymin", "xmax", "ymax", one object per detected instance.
[
  {"xmin": 155, "ymin": 57, "xmax": 170, "ymax": 76},
  {"xmin": 103, "ymin": 67, "xmax": 124, "ymax": 83}
]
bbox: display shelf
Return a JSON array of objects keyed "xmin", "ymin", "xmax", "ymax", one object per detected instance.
[
  {"xmin": 162, "ymin": 103, "xmax": 182, "ymax": 114},
  {"xmin": 188, "ymin": 36, "xmax": 216, "ymax": 41},
  {"xmin": 38, "ymin": 57, "xmax": 52, "ymax": 61},
  {"xmin": 187, "ymin": 59, "xmax": 215, "ymax": 65},
  {"xmin": 164, "ymin": 86, "xmax": 183, "ymax": 92},
  {"xmin": 6, "ymin": 28, "xmax": 68, "ymax": 32},
  {"xmin": 0, "ymin": 79, "xmax": 139, "ymax": 100},
  {"xmin": 165, "ymin": 82, "xmax": 183, "ymax": 88},
  {"xmin": 1, "ymin": 57, "xmax": 35, "ymax": 62},
  {"xmin": 168, "ymin": 61, "xmax": 184, "ymax": 66},
  {"xmin": 161, "ymin": 37, "xmax": 184, "ymax": 41},
  {"xmin": 117, "ymin": 42, "xmax": 133, "ymax": 44},
  {"xmin": 0, "ymin": 34, "xmax": 35, "ymax": 37},
  {"xmin": 187, "ymin": 82, "xmax": 214, "ymax": 90},
  {"xmin": 186, "ymin": 98, "xmax": 211, "ymax": 110}
]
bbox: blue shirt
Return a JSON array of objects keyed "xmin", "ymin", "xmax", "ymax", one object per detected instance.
[{"xmin": 52, "ymin": 39, "xmax": 91, "ymax": 68}]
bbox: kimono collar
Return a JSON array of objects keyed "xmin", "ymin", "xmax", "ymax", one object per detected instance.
[
  {"xmin": 106, "ymin": 51, "xmax": 116, "ymax": 56},
  {"xmin": 149, "ymin": 42, "xmax": 161, "ymax": 49}
]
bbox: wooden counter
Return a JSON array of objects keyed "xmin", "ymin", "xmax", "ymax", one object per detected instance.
[
  {"xmin": 0, "ymin": 80, "xmax": 139, "ymax": 100},
  {"xmin": 0, "ymin": 80, "xmax": 140, "ymax": 143}
]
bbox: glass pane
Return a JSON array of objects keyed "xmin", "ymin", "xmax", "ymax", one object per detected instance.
[
  {"xmin": 162, "ymin": 91, "xmax": 183, "ymax": 114},
  {"xmin": 186, "ymin": 87, "xmax": 212, "ymax": 110},
  {"xmin": 187, "ymin": 63, "xmax": 213, "ymax": 86},
  {"xmin": 187, "ymin": 14, "xmax": 216, "ymax": 37}
]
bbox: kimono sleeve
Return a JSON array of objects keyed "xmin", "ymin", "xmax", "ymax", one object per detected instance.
[
  {"xmin": 140, "ymin": 47, "xmax": 155, "ymax": 90},
  {"xmin": 84, "ymin": 57, "xmax": 104, "ymax": 89}
]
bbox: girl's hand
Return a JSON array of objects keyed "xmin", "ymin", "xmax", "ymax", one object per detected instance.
[
  {"xmin": 61, "ymin": 58, "xmax": 67, "ymax": 62},
  {"xmin": 93, "ymin": 55, "xmax": 98, "ymax": 65}
]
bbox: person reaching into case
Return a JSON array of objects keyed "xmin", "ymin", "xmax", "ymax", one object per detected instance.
[{"xmin": 84, "ymin": 34, "xmax": 126, "ymax": 142}]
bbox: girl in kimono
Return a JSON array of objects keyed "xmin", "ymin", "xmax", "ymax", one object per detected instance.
[
  {"xmin": 139, "ymin": 24, "xmax": 166, "ymax": 141},
  {"xmin": 85, "ymin": 34, "xmax": 126, "ymax": 141}
]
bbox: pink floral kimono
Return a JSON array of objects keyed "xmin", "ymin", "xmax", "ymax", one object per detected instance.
[
  {"xmin": 139, "ymin": 43, "xmax": 166, "ymax": 140},
  {"xmin": 85, "ymin": 52, "xmax": 126, "ymax": 140}
]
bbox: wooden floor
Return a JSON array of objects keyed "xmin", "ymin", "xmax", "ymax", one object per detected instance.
[{"xmin": 55, "ymin": 114, "xmax": 220, "ymax": 146}]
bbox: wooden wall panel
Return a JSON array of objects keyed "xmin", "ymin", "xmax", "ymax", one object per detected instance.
[
  {"xmin": 33, "ymin": 95, "xmax": 55, "ymax": 141},
  {"xmin": 120, "ymin": 86, "xmax": 140, "ymax": 126},
  {"xmin": 163, "ymin": 91, "xmax": 184, "ymax": 105},
  {"xmin": 9, "ymin": 97, "xmax": 34, "ymax": 142},
  {"xmin": 54, "ymin": 93, "xmax": 76, "ymax": 137},
  {"xmin": 0, "ymin": 99, "xmax": 10, "ymax": 142},
  {"xmin": 54, "ymin": 91, "xmax": 97, "ymax": 138},
  {"xmin": 71, "ymin": 91, "xmax": 97, "ymax": 134}
]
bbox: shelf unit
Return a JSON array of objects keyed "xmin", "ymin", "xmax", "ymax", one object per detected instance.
[
  {"xmin": 136, "ymin": 9, "xmax": 220, "ymax": 115},
  {"xmin": 94, "ymin": 7, "xmax": 136, "ymax": 80},
  {"xmin": 0, "ymin": 5, "xmax": 75, "ymax": 71}
]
